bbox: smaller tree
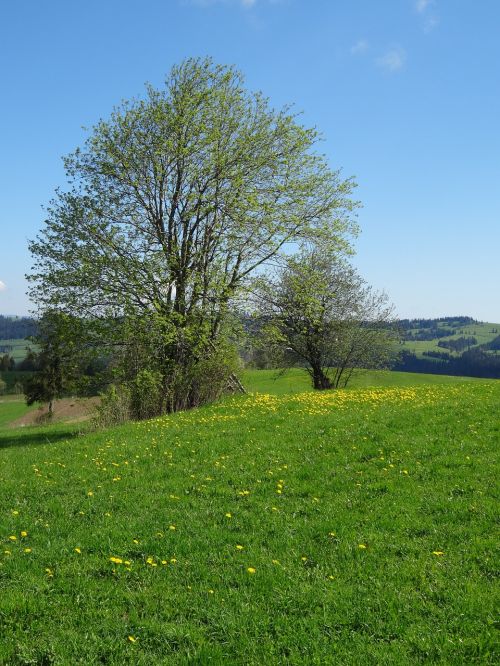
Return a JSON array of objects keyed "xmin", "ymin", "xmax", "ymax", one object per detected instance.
[
  {"xmin": 253, "ymin": 250, "xmax": 397, "ymax": 389},
  {"xmin": 24, "ymin": 311, "xmax": 82, "ymax": 416}
]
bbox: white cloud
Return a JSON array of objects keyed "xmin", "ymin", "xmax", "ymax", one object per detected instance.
[
  {"xmin": 350, "ymin": 39, "xmax": 369, "ymax": 55},
  {"xmin": 377, "ymin": 47, "xmax": 406, "ymax": 72},
  {"xmin": 424, "ymin": 15, "xmax": 439, "ymax": 32},
  {"xmin": 416, "ymin": 0, "xmax": 432, "ymax": 13},
  {"xmin": 0, "ymin": 280, "xmax": 6, "ymax": 292}
]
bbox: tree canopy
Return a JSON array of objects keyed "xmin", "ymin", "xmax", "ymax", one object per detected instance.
[
  {"xmin": 28, "ymin": 58, "xmax": 359, "ymax": 412},
  {"xmin": 253, "ymin": 250, "xmax": 397, "ymax": 389},
  {"xmin": 29, "ymin": 58, "xmax": 357, "ymax": 325}
]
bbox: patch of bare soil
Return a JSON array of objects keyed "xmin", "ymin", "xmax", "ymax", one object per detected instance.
[{"xmin": 10, "ymin": 397, "xmax": 101, "ymax": 428}]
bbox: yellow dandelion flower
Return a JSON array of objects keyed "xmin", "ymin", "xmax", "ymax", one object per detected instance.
[
  {"xmin": 109, "ymin": 556, "xmax": 123, "ymax": 564},
  {"xmin": 169, "ymin": 525, "xmax": 176, "ymax": 531},
  {"xmin": 236, "ymin": 544, "xmax": 244, "ymax": 550},
  {"xmin": 24, "ymin": 548, "xmax": 32, "ymax": 553},
  {"xmin": 247, "ymin": 567, "xmax": 256, "ymax": 574},
  {"xmin": 74, "ymin": 547, "xmax": 81, "ymax": 554},
  {"xmin": 128, "ymin": 635, "xmax": 137, "ymax": 643},
  {"xmin": 432, "ymin": 551, "xmax": 445, "ymax": 556},
  {"xmin": 358, "ymin": 544, "xmax": 367, "ymax": 549},
  {"xmin": 8, "ymin": 536, "xmax": 16, "ymax": 541},
  {"xmin": 225, "ymin": 512, "xmax": 232, "ymax": 518}
]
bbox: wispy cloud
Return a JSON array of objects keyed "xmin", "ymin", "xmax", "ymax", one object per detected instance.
[
  {"xmin": 377, "ymin": 47, "xmax": 406, "ymax": 72},
  {"xmin": 0, "ymin": 280, "xmax": 6, "ymax": 292},
  {"xmin": 350, "ymin": 39, "xmax": 369, "ymax": 55},
  {"xmin": 415, "ymin": 0, "xmax": 439, "ymax": 32},
  {"xmin": 416, "ymin": 0, "xmax": 432, "ymax": 12},
  {"xmin": 424, "ymin": 15, "xmax": 439, "ymax": 32}
]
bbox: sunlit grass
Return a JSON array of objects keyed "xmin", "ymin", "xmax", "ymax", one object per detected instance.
[{"xmin": 0, "ymin": 376, "xmax": 498, "ymax": 663}]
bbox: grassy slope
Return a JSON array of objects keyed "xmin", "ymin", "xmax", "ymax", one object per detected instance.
[
  {"xmin": 0, "ymin": 373, "xmax": 499, "ymax": 664},
  {"xmin": 401, "ymin": 321, "xmax": 500, "ymax": 357},
  {"xmin": 0, "ymin": 397, "xmax": 34, "ymax": 428}
]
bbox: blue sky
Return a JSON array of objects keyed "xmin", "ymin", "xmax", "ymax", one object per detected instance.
[{"xmin": 1, "ymin": 0, "xmax": 499, "ymax": 320}]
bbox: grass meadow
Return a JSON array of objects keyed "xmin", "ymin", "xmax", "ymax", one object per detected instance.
[{"xmin": 0, "ymin": 371, "xmax": 499, "ymax": 664}]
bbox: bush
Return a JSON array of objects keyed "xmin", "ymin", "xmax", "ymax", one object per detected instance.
[
  {"xmin": 130, "ymin": 369, "xmax": 163, "ymax": 420},
  {"xmin": 92, "ymin": 384, "xmax": 131, "ymax": 428}
]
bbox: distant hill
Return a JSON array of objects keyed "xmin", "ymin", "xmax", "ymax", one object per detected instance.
[
  {"xmin": 394, "ymin": 317, "xmax": 500, "ymax": 379},
  {"xmin": 1, "ymin": 314, "xmax": 499, "ymax": 380}
]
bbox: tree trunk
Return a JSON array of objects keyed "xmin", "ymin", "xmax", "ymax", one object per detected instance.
[{"xmin": 311, "ymin": 364, "xmax": 332, "ymax": 390}]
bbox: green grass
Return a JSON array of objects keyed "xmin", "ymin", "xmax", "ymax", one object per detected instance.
[
  {"xmin": 0, "ymin": 396, "xmax": 33, "ymax": 427},
  {"xmin": 242, "ymin": 367, "xmax": 479, "ymax": 394},
  {"xmin": 0, "ymin": 372, "xmax": 499, "ymax": 664}
]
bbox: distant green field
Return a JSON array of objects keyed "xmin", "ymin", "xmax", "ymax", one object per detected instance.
[
  {"xmin": 401, "ymin": 321, "xmax": 500, "ymax": 358},
  {"xmin": 0, "ymin": 337, "xmax": 32, "ymax": 362},
  {"xmin": 1, "ymin": 371, "xmax": 498, "ymax": 663}
]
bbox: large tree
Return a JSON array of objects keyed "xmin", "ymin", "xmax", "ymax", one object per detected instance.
[
  {"xmin": 253, "ymin": 250, "xmax": 397, "ymax": 389},
  {"xmin": 28, "ymin": 58, "xmax": 358, "ymax": 411}
]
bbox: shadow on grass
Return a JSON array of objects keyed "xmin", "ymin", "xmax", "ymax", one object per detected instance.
[{"xmin": 0, "ymin": 425, "xmax": 82, "ymax": 450}]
